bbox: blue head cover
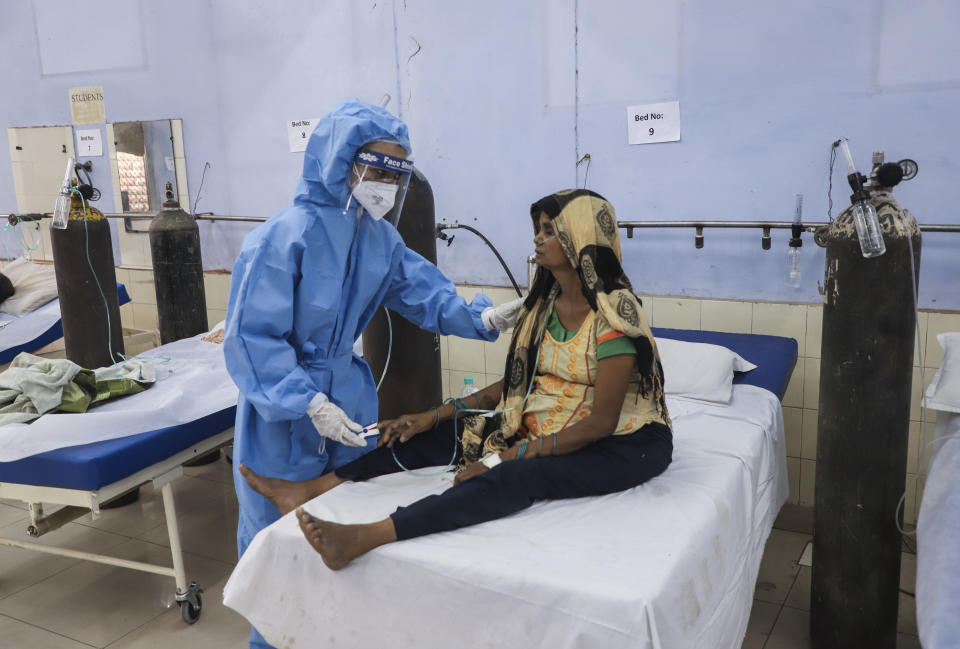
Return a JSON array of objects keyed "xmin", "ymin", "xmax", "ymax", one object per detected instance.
[{"xmin": 295, "ymin": 98, "xmax": 411, "ymax": 207}]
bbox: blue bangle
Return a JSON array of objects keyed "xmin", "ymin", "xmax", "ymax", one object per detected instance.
[
  {"xmin": 516, "ymin": 439, "xmax": 529, "ymax": 460},
  {"xmin": 551, "ymin": 434, "xmax": 558, "ymax": 455}
]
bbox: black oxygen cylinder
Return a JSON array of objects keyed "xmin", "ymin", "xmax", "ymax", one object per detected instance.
[
  {"xmin": 363, "ymin": 168, "xmax": 442, "ymax": 420},
  {"xmin": 811, "ymin": 189, "xmax": 921, "ymax": 649},
  {"xmin": 50, "ymin": 196, "xmax": 125, "ymax": 368},
  {"xmin": 149, "ymin": 186, "xmax": 208, "ymax": 344}
]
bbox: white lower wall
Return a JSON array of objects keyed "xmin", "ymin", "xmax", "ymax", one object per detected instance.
[{"xmin": 123, "ymin": 267, "xmax": 957, "ymax": 527}]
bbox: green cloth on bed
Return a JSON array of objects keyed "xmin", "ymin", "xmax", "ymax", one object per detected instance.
[
  {"xmin": 58, "ymin": 369, "xmax": 148, "ymax": 414},
  {"xmin": 0, "ymin": 353, "xmax": 151, "ymax": 425}
]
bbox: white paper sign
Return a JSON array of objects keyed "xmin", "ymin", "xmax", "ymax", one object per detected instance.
[
  {"xmin": 164, "ymin": 156, "xmax": 175, "ymax": 171},
  {"xmin": 287, "ymin": 118, "xmax": 320, "ymax": 153},
  {"xmin": 75, "ymin": 128, "xmax": 103, "ymax": 156},
  {"xmin": 627, "ymin": 101, "xmax": 681, "ymax": 145}
]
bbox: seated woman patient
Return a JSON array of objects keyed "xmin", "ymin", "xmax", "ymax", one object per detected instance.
[{"xmin": 240, "ymin": 189, "xmax": 673, "ymax": 570}]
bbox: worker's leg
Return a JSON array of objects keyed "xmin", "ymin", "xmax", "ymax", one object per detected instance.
[
  {"xmin": 390, "ymin": 422, "xmax": 672, "ymax": 540},
  {"xmin": 234, "ymin": 460, "xmax": 281, "ymax": 649}
]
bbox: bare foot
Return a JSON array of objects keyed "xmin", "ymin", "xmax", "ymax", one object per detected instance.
[
  {"xmin": 296, "ymin": 508, "xmax": 396, "ymax": 570},
  {"xmin": 239, "ymin": 464, "xmax": 342, "ymax": 515}
]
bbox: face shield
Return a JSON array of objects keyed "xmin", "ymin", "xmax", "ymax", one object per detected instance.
[{"xmin": 348, "ymin": 147, "xmax": 413, "ymax": 226}]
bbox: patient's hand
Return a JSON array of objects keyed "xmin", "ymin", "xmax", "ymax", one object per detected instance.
[
  {"xmin": 453, "ymin": 461, "xmax": 488, "ymax": 485},
  {"xmin": 378, "ymin": 410, "xmax": 437, "ymax": 447}
]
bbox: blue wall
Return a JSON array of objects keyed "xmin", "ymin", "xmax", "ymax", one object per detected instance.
[{"xmin": 1, "ymin": 0, "xmax": 957, "ymax": 307}]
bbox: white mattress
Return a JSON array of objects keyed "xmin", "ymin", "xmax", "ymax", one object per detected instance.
[
  {"xmin": 223, "ymin": 384, "xmax": 788, "ymax": 649},
  {"xmin": 0, "ymin": 334, "xmax": 237, "ymax": 462},
  {"xmin": 0, "ymin": 297, "xmax": 61, "ymax": 351},
  {"xmin": 916, "ymin": 411, "xmax": 960, "ymax": 649}
]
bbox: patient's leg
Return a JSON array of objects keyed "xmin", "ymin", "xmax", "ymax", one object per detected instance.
[
  {"xmin": 296, "ymin": 507, "xmax": 396, "ymax": 571},
  {"xmin": 239, "ymin": 465, "xmax": 345, "ymax": 515},
  {"xmin": 294, "ymin": 425, "xmax": 672, "ymax": 569},
  {"xmin": 334, "ymin": 419, "xmax": 463, "ymax": 482},
  {"xmin": 390, "ymin": 422, "xmax": 674, "ymax": 540}
]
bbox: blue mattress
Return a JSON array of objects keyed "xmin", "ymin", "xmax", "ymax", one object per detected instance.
[
  {"xmin": 652, "ymin": 328, "xmax": 798, "ymax": 401},
  {"xmin": 0, "ymin": 328, "xmax": 795, "ymax": 493},
  {"xmin": 0, "ymin": 284, "xmax": 131, "ymax": 365},
  {"xmin": 0, "ymin": 406, "xmax": 236, "ymax": 491}
]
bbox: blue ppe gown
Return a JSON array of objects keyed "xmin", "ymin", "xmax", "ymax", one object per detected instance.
[{"xmin": 223, "ymin": 99, "xmax": 497, "ymax": 649}]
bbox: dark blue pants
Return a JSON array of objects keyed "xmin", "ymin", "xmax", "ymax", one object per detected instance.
[{"xmin": 335, "ymin": 420, "xmax": 673, "ymax": 540}]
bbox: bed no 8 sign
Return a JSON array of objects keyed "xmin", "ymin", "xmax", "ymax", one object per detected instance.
[
  {"xmin": 287, "ymin": 117, "xmax": 320, "ymax": 153},
  {"xmin": 627, "ymin": 101, "xmax": 681, "ymax": 145}
]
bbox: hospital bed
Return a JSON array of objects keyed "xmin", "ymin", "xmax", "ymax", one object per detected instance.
[
  {"xmin": 0, "ymin": 333, "xmax": 237, "ymax": 624},
  {"xmin": 223, "ymin": 328, "xmax": 798, "ymax": 649},
  {"xmin": 0, "ymin": 284, "xmax": 130, "ymax": 365}
]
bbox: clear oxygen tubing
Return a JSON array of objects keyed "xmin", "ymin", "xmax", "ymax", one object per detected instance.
[
  {"xmin": 390, "ymin": 296, "xmax": 555, "ymax": 477},
  {"xmin": 341, "ymin": 164, "xmax": 364, "ymax": 215},
  {"xmin": 838, "ymin": 138, "xmax": 858, "ymax": 174},
  {"xmin": 0, "ymin": 226, "xmax": 10, "ymax": 261},
  {"xmin": 895, "ymin": 217, "xmax": 926, "ymax": 535},
  {"xmin": 19, "ymin": 220, "xmax": 41, "ymax": 259},
  {"xmin": 4, "ymin": 204, "xmax": 136, "ymax": 376},
  {"xmin": 340, "ymin": 163, "xmax": 396, "ymax": 392},
  {"xmin": 345, "ymin": 180, "xmax": 394, "ymax": 394},
  {"xmin": 1, "ymin": 216, "xmax": 42, "ymax": 260},
  {"xmin": 375, "ymin": 306, "xmax": 392, "ymax": 392},
  {"xmin": 72, "ymin": 189, "xmax": 123, "ymax": 366}
]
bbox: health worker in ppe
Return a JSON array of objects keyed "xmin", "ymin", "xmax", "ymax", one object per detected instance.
[{"xmin": 223, "ymin": 99, "xmax": 521, "ymax": 649}]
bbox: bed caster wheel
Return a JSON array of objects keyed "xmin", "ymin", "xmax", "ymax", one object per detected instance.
[
  {"xmin": 177, "ymin": 582, "xmax": 203, "ymax": 624},
  {"xmin": 180, "ymin": 594, "xmax": 202, "ymax": 624}
]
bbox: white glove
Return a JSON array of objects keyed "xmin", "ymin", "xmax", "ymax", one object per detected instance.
[
  {"xmin": 306, "ymin": 393, "xmax": 366, "ymax": 447},
  {"xmin": 481, "ymin": 297, "xmax": 525, "ymax": 331}
]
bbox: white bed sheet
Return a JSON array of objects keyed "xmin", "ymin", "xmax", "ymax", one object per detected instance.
[
  {"xmin": 0, "ymin": 297, "xmax": 61, "ymax": 351},
  {"xmin": 916, "ymin": 411, "xmax": 960, "ymax": 649},
  {"xmin": 0, "ymin": 334, "xmax": 238, "ymax": 462},
  {"xmin": 224, "ymin": 384, "xmax": 788, "ymax": 649}
]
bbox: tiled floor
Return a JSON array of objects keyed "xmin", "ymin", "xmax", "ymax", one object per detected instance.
[
  {"xmin": 743, "ymin": 526, "xmax": 922, "ymax": 649},
  {"xmin": 0, "ymin": 459, "xmax": 925, "ymax": 648},
  {"xmin": 0, "ymin": 455, "xmax": 249, "ymax": 648}
]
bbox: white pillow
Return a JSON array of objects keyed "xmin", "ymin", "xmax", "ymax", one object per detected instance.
[
  {"xmin": 923, "ymin": 332, "xmax": 960, "ymax": 413},
  {"xmin": 0, "ymin": 257, "xmax": 59, "ymax": 316},
  {"xmin": 654, "ymin": 337, "xmax": 757, "ymax": 405}
]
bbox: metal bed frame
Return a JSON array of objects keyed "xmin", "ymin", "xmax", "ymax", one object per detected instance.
[{"xmin": 0, "ymin": 427, "xmax": 234, "ymax": 624}]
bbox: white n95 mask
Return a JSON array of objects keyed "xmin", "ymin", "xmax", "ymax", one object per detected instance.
[{"xmin": 352, "ymin": 180, "xmax": 398, "ymax": 220}]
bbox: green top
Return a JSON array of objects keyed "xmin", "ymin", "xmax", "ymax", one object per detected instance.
[{"xmin": 546, "ymin": 308, "xmax": 636, "ymax": 359}]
